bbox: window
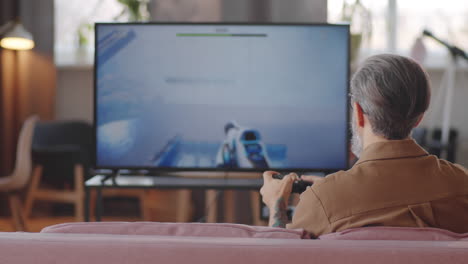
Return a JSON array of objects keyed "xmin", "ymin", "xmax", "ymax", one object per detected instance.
[
  {"xmin": 328, "ymin": 0, "xmax": 388, "ymax": 52},
  {"xmin": 397, "ymin": 1, "xmax": 468, "ymax": 55},
  {"xmin": 54, "ymin": 0, "xmax": 220, "ymax": 66},
  {"xmin": 54, "ymin": 0, "xmax": 123, "ymax": 66},
  {"xmin": 328, "ymin": 0, "xmax": 468, "ymax": 67}
]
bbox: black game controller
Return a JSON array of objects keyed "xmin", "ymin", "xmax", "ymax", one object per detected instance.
[{"xmin": 272, "ymin": 173, "xmax": 312, "ymax": 193}]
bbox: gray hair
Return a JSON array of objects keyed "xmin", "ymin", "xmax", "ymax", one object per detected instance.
[{"xmin": 350, "ymin": 54, "xmax": 431, "ymax": 139}]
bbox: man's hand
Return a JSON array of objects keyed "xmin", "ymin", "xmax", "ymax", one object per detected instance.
[{"xmin": 260, "ymin": 171, "xmax": 297, "ymax": 228}]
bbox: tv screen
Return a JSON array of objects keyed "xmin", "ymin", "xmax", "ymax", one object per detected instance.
[{"xmin": 95, "ymin": 23, "xmax": 349, "ymax": 172}]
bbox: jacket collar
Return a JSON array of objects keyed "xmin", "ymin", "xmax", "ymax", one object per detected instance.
[{"xmin": 355, "ymin": 139, "xmax": 429, "ymax": 165}]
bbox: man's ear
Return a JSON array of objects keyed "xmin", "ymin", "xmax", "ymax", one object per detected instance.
[{"xmin": 354, "ymin": 102, "xmax": 365, "ymax": 128}]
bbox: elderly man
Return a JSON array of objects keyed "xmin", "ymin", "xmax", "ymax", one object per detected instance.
[{"xmin": 260, "ymin": 54, "xmax": 468, "ymax": 238}]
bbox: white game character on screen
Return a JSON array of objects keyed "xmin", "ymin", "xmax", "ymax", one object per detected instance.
[{"xmin": 216, "ymin": 121, "xmax": 271, "ymax": 169}]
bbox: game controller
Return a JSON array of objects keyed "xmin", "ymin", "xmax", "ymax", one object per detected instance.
[{"xmin": 272, "ymin": 173, "xmax": 312, "ymax": 193}]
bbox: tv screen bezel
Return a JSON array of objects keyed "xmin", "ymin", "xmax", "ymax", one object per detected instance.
[{"xmin": 93, "ymin": 22, "xmax": 350, "ymax": 174}]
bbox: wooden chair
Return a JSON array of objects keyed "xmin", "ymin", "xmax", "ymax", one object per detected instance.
[
  {"xmin": 23, "ymin": 120, "xmax": 150, "ymax": 222},
  {"xmin": 24, "ymin": 121, "xmax": 92, "ymax": 222},
  {"xmin": 24, "ymin": 163, "xmax": 86, "ymax": 221},
  {"xmin": 0, "ymin": 116, "xmax": 38, "ymax": 231}
]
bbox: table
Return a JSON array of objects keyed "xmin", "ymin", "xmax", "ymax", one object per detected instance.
[{"xmin": 84, "ymin": 175, "xmax": 264, "ymax": 222}]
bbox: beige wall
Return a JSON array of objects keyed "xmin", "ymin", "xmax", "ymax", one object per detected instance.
[{"xmin": 55, "ymin": 67, "xmax": 93, "ymax": 122}]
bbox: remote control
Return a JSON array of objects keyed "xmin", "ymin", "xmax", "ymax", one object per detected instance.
[{"xmin": 272, "ymin": 173, "xmax": 312, "ymax": 193}]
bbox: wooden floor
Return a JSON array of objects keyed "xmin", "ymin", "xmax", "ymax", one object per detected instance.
[
  {"xmin": 0, "ymin": 216, "xmax": 140, "ymax": 233},
  {"xmin": 0, "ymin": 189, "xmax": 177, "ymax": 232}
]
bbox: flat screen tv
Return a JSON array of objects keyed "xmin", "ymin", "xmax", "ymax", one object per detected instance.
[{"xmin": 94, "ymin": 23, "xmax": 350, "ymax": 173}]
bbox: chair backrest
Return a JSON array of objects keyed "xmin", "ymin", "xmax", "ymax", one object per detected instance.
[
  {"xmin": 9, "ymin": 115, "xmax": 39, "ymax": 190},
  {"xmin": 33, "ymin": 121, "xmax": 92, "ymax": 149},
  {"xmin": 32, "ymin": 120, "xmax": 93, "ymax": 181}
]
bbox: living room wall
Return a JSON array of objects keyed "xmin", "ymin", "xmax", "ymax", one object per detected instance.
[{"xmin": 54, "ymin": 1, "xmax": 468, "ymax": 167}]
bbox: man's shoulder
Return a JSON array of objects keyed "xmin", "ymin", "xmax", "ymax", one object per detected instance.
[
  {"xmin": 308, "ymin": 164, "xmax": 376, "ymax": 211},
  {"xmin": 307, "ymin": 156, "xmax": 468, "ymax": 222},
  {"xmin": 312, "ymin": 167, "xmax": 361, "ymax": 191},
  {"xmin": 437, "ymin": 158, "xmax": 467, "ymax": 174}
]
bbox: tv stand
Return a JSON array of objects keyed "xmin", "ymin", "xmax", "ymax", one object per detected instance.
[{"xmin": 85, "ymin": 174, "xmax": 264, "ymax": 223}]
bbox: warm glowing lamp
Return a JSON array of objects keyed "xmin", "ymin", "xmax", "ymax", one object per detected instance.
[{"xmin": 0, "ymin": 22, "xmax": 35, "ymax": 50}]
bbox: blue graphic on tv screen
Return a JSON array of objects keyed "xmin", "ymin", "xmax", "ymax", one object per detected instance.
[{"xmin": 95, "ymin": 24, "xmax": 349, "ymax": 170}]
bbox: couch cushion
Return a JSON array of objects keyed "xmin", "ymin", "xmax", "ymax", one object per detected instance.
[
  {"xmin": 41, "ymin": 222, "xmax": 309, "ymax": 239},
  {"xmin": 319, "ymin": 227, "xmax": 468, "ymax": 241}
]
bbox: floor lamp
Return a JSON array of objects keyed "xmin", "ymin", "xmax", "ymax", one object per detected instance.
[
  {"xmin": 0, "ymin": 0, "xmax": 35, "ymax": 51},
  {"xmin": 422, "ymin": 30, "xmax": 468, "ymax": 160}
]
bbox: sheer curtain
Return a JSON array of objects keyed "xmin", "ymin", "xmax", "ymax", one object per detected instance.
[{"xmin": 0, "ymin": 0, "xmax": 55, "ymax": 175}]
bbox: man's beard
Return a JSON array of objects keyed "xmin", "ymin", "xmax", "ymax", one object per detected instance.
[{"xmin": 351, "ymin": 115, "xmax": 363, "ymax": 158}]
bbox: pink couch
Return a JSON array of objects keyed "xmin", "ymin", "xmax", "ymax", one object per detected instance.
[{"xmin": 0, "ymin": 222, "xmax": 467, "ymax": 264}]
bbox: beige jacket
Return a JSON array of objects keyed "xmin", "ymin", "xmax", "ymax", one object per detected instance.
[{"xmin": 288, "ymin": 139, "xmax": 468, "ymax": 237}]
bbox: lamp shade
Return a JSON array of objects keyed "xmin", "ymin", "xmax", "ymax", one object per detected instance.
[{"xmin": 0, "ymin": 22, "xmax": 34, "ymax": 50}]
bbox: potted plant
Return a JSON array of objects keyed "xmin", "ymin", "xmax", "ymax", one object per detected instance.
[
  {"xmin": 341, "ymin": 0, "xmax": 372, "ymax": 66},
  {"xmin": 115, "ymin": 0, "xmax": 150, "ymax": 22}
]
